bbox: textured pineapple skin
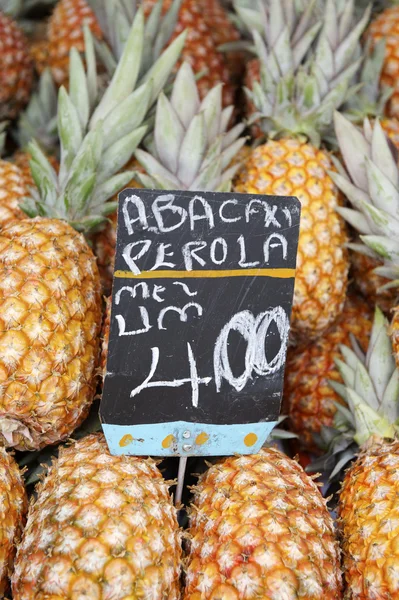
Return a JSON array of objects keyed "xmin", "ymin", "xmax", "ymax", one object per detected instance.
[
  {"xmin": 12, "ymin": 434, "xmax": 182, "ymax": 600},
  {"xmin": 283, "ymin": 295, "xmax": 373, "ymax": 452},
  {"xmin": 0, "ymin": 218, "xmax": 102, "ymax": 451},
  {"xmin": 0, "ymin": 161, "xmax": 28, "ymax": 229},
  {"xmin": 0, "ymin": 447, "xmax": 27, "ymax": 598},
  {"xmin": 339, "ymin": 438, "xmax": 399, "ymax": 599},
  {"xmin": 0, "ymin": 12, "xmax": 33, "ymax": 119},
  {"xmin": 234, "ymin": 139, "xmax": 349, "ymax": 342},
  {"xmin": 184, "ymin": 447, "xmax": 343, "ymax": 600},
  {"xmin": 48, "ymin": 0, "xmax": 103, "ymax": 85},
  {"xmin": 368, "ymin": 7, "xmax": 399, "ymax": 119}
]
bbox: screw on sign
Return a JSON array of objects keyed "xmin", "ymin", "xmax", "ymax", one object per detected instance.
[{"xmin": 100, "ymin": 189, "xmax": 300, "ymax": 461}]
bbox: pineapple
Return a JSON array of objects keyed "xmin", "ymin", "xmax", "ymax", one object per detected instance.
[
  {"xmin": 233, "ymin": 0, "xmax": 373, "ymax": 342},
  {"xmin": 0, "ymin": 447, "xmax": 27, "ymax": 598},
  {"xmin": 331, "ymin": 113, "xmax": 399, "ymax": 361},
  {"xmin": 12, "ymin": 433, "xmax": 182, "ymax": 599},
  {"xmin": 0, "ymin": 13, "xmax": 184, "ymax": 451},
  {"xmin": 0, "ymin": 4, "xmax": 33, "ymax": 119},
  {"xmin": 184, "ymin": 447, "xmax": 343, "ymax": 600},
  {"xmin": 314, "ymin": 307, "xmax": 399, "ymax": 598},
  {"xmin": 283, "ymin": 294, "xmax": 372, "ymax": 453}
]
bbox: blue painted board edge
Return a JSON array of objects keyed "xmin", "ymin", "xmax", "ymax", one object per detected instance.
[{"xmin": 102, "ymin": 421, "xmax": 277, "ymax": 456}]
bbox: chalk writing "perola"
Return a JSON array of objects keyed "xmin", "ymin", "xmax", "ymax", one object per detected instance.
[{"xmin": 121, "ymin": 193, "xmax": 291, "ymax": 274}]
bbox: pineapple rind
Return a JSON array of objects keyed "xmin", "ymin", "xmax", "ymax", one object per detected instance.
[
  {"xmin": 0, "ymin": 218, "xmax": 102, "ymax": 451},
  {"xmin": 339, "ymin": 438, "xmax": 399, "ymax": 599},
  {"xmin": 12, "ymin": 434, "xmax": 182, "ymax": 600},
  {"xmin": 184, "ymin": 447, "xmax": 343, "ymax": 600}
]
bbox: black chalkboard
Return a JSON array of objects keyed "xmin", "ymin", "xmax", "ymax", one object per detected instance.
[{"xmin": 101, "ymin": 189, "xmax": 300, "ymax": 456}]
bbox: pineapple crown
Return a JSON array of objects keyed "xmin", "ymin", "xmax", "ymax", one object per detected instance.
[
  {"xmin": 247, "ymin": 0, "xmax": 371, "ymax": 145},
  {"xmin": 22, "ymin": 10, "xmax": 186, "ymax": 233},
  {"xmin": 135, "ymin": 62, "xmax": 246, "ymax": 192},
  {"xmin": 312, "ymin": 307, "xmax": 399, "ymax": 480},
  {"xmin": 14, "ymin": 68, "xmax": 58, "ymax": 155},
  {"xmin": 231, "ymin": 0, "xmax": 321, "ymax": 75},
  {"xmin": 87, "ymin": 0, "xmax": 183, "ymax": 78},
  {"xmin": 331, "ymin": 112, "xmax": 399, "ymax": 287},
  {"xmin": 342, "ymin": 39, "xmax": 393, "ymax": 122}
]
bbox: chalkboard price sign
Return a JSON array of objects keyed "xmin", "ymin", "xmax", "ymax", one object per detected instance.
[{"xmin": 101, "ymin": 189, "xmax": 300, "ymax": 456}]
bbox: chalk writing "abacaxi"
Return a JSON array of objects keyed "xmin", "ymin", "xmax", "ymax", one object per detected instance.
[{"xmin": 121, "ymin": 193, "xmax": 291, "ymax": 274}]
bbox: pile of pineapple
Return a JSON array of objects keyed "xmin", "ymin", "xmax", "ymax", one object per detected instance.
[{"xmin": 2, "ymin": 0, "xmax": 399, "ymax": 598}]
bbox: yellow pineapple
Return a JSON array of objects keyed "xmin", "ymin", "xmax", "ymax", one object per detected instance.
[
  {"xmin": 184, "ymin": 447, "xmax": 343, "ymax": 600},
  {"xmin": 283, "ymin": 294, "xmax": 373, "ymax": 453},
  {"xmin": 315, "ymin": 307, "xmax": 399, "ymax": 597},
  {"xmin": 0, "ymin": 218, "xmax": 102, "ymax": 450},
  {"xmin": 12, "ymin": 433, "xmax": 182, "ymax": 599},
  {"xmin": 0, "ymin": 447, "xmax": 27, "ymax": 598},
  {"xmin": 233, "ymin": 2, "xmax": 372, "ymax": 341},
  {"xmin": 0, "ymin": 15, "xmax": 184, "ymax": 450},
  {"xmin": 340, "ymin": 438, "xmax": 399, "ymax": 598}
]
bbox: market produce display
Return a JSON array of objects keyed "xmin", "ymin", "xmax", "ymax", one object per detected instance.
[{"xmin": 1, "ymin": 0, "xmax": 399, "ymax": 598}]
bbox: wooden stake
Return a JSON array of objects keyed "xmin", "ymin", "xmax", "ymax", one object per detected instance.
[{"xmin": 175, "ymin": 457, "xmax": 187, "ymax": 505}]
